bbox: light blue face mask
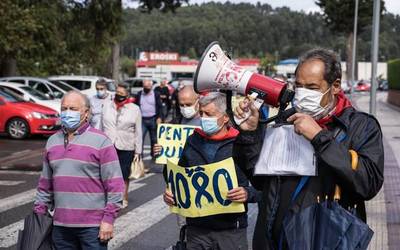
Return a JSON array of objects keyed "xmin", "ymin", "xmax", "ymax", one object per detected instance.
[
  {"xmin": 201, "ymin": 116, "xmax": 223, "ymax": 135},
  {"xmin": 97, "ymin": 90, "xmax": 107, "ymax": 98},
  {"xmin": 60, "ymin": 110, "xmax": 81, "ymax": 130}
]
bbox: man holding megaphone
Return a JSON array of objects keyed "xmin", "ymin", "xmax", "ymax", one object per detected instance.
[{"xmin": 233, "ymin": 48, "xmax": 384, "ymax": 250}]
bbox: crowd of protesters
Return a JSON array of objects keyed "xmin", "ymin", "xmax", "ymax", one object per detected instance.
[{"xmin": 33, "ymin": 48, "xmax": 384, "ymax": 249}]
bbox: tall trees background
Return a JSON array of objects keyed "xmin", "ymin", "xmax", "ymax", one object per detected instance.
[{"xmin": 1, "ymin": 1, "xmax": 399, "ymax": 78}]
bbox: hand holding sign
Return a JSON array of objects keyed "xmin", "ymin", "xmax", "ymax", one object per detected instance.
[
  {"xmin": 163, "ymin": 188, "xmax": 175, "ymax": 206},
  {"xmin": 166, "ymin": 158, "xmax": 245, "ymax": 218},
  {"xmin": 227, "ymin": 187, "xmax": 248, "ymax": 203}
]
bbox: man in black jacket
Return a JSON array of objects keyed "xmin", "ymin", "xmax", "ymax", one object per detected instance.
[
  {"xmin": 163, "ymin": 92, "xmax": 259, "ymax": 250},
  {"xmin": 234, "ymin": 48, "xmax": 384, "ymax": 250}
]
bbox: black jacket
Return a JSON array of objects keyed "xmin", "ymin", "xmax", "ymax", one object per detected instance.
[
  {"xmin": 236, "ymin": 107, "xmax": 384, "ymax": 250},
  {"xmin": 135, "ymin": 90, "xmax": 163, "ymax": 119},
  {"xmin": 176, "ymin": 127, "xmax": 260, "ymax": 230}
]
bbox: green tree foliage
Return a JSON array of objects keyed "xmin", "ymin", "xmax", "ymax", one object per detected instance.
[
  {"xmin": 316, "ymin": 0, "xmax": 385, "ymax": 80},
  {"xmin": 122, "ymin": 2, "xmax": 400, "ymax": 64},
  {"xmin": 387, "ymin": 59, "xmax": 400, "ymax": 90},
  {"xmin": 0, "ymin": 0, "xmax": 183, "ymax": 77},
  {"xmin": 120, "ymin": 56, "xmax": 136, "ymax": 77}
]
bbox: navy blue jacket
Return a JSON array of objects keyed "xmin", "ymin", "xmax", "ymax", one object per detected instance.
[{"xmin": 177, "ymin": 127, "xmax": 259, "ymax": 230}]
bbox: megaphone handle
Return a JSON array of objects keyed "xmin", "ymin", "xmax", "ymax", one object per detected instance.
[{"xmin": 234, "ymin": 97, "xmax": 264, "ymax": 126}]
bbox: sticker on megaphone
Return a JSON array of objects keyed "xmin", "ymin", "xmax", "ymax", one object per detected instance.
[{"xmin": 234, "ymin": 92, "xmax": 264, "ymax": 125}]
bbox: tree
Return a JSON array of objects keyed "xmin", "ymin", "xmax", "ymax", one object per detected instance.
[
  {"xmin": 0, "ymin": 1, "xmax": 41, "ymax": 76},
  {"xmin": 316, "ymin": 0, "xmax": 385, "ymax": 80}
]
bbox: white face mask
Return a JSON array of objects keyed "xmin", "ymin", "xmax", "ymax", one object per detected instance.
[
  {"xmin": 180, "ymin": 102, "xmax": 198, "ymax": 119},
  {"xmin": 293, "ymin": 87, "xmax": 331, "ymax": 117}
]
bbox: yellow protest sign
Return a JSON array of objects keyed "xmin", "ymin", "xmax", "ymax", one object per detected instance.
[
  {"xmin": 156, "ymin": 123, "xmax": 199, "ymax": 164},
  {"xmin": 166, "ymin": 158, "xmax": 245, "ymax": 218}
]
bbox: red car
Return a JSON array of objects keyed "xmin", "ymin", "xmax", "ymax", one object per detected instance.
[
  {"xmin": 0, "ymin": 86, "xmax": 60, "ymax": 139},
  {"xmin": 355, "ymin": 81, "xmax": 371, "ymax": 92}
]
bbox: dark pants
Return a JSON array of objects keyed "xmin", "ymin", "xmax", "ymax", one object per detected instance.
[
  {"xmin": 161, "ymin": 103, "xmax": 169, "ymax": 122},
  {"xmin": 52, "ymin": 226, "xmax": 107, "ymax": 250},
  {"xmin": 116, "ymin": 149, "xmax": 135, "ymax": 181},
  {"xmin": 142, "ymin": 116, "xmax": 157, "ymax": 157},
  {"xmin": 186, "ymin": 225, "xmax": 248, "ymax": 250}
]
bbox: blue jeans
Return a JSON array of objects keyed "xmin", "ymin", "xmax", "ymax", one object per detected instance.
[
  {"xmin": 142, "ymin": 117, "xmax": 157, "ymax": 157},
  {"xmin": 52, "ymin": 226, "xmax": 108, "ymax": 250}
]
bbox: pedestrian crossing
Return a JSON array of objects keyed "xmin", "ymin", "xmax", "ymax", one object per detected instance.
[
  {"xmin": 0, "ymin": 173, "xmax": 157, "ymax": 249},
  {"xmin": 0, "ymin": 168, "xmax": 259, "ymax": 250}
]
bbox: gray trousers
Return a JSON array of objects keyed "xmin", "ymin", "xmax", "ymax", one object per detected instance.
[{"xmin": 186, "ymin": 225, "xmax": 248, "ymax": 250}]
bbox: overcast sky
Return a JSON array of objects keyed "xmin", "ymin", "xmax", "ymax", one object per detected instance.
[{"xmin": 124, "ymin": 0, "xmax": 400, "ymax": 15}]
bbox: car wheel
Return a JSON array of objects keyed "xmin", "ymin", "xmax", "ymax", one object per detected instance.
[{"xmin": 6, "ymin": 118, "xmax": 30, "ymax": 139}]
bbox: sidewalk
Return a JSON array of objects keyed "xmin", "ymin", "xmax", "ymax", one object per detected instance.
[{"xmin": 352, "ymin": 92, "xmax": 400, "ymax": 250}]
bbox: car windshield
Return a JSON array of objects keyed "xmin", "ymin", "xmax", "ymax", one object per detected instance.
[
  {"xmin": 49, "ymin": 80, "xmax": 75, "ymax": 91},
  {"xmin": 20, "ymin": 86, "xmax": 49, "ymax": 100},
  {"xmin": 0, "ymin": 87, "xmax": 24, "ymax": 102}
]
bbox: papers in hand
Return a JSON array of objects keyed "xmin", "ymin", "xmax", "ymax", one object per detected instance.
[{"xmin": 254, "ymin": 125, "xmax": 316, "ymax": 176}]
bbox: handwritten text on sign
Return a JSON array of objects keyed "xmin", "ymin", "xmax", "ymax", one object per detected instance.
[
  {"xmin": 166, "ymin": 158, "xmax": 245, "ymax": 218},
  {"xmin": 156, "ymin": 124, "xmax": 199, "ymax": 164}
]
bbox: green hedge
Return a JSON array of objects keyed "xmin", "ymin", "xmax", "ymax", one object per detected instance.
[{"xmin": 388, "ymin": 59, "xmax": 400, "ymax": 90}]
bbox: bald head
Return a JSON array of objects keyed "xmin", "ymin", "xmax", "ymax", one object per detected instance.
[
  {"xmin": 143, "ymin": 79, "xmax": 153, "ymax": 89},
  {"xmin": 60, "ymin": 91, "xmax": 90, "ymax": 130},
  {"xmin": 178, "ymin": 85, "xmax": 199, "ymax": 107},
  {"xmin": 61, "ymin": 91, "xmax": 90, "ymax": 110}
]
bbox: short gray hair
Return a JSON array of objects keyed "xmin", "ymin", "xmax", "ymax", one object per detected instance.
[
  {"xmin": 199, "ymin": 92, "xmax": 226, "ymax": 114},
  {"xmin": 62, "ymin": 90, "xmax": 90, "ymax": 110},
  {"xmin": 96, "ymin": 78, "xmax": 107, "ymax": 87}
]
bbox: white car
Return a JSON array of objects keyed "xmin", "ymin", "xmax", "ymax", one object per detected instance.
[
  {"xmin": 0, "ymin": 77, "xmax": 78, "ymax": 99},
  {"xmin": 123, "ymin": 77, "xmax": 161, "ymax": 95},
  {"xmin": 0, "ymin": 82, "xmax": 61, "ymax": 113},
  {"xmin": 48, "ymin": 75, "xmax": 116, "ymax": 97}
]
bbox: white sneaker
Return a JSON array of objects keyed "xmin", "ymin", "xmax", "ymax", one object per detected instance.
[{"xmin": 122, "ymin": 200, "xmax": 128, "ymax": 208}]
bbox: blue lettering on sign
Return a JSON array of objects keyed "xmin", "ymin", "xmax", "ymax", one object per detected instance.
[
  {"xmin": 160, "ymin": 145, "xmax": 184, "ymax": 159},
  {"xmin": 173, "ymin": 128, "xmax": 182, "ymax": 140},
  {"xmin": 213, "ymin": 169, "xmax": 233, "ymax": 206},
  {"xmin": 164, "ymin": 147, "xmax": 176, "ymax": 158},
  {"xmin": 183, "ymin": 127, "xmax": 195, "ymax": 139},
  {"xmin": 169, "ymin": 165, "xmax": 235, "ymax": 210},
  {"xmin": 158, "ymin": 126, "xmax": 166, "ymax": 139},
  {"xmin": 167, "ymin": 169, "xmax": 177, "ymax": 206},
  {"xmin": 165, "ymin": 127, "xmax": 172, "ymax": 140},
  {"xmin": 191, "ymin": 171, "xmax": 214, "ymax": 208},
  {"xmin": 175, "ymin": 173, "xmax": 191, "ymax": 209}
]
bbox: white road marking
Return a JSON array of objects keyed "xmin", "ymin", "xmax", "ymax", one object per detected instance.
[
  {"xmin": 0, "ymin": 174, "xmax": 155, "ymax": 248},
  {"xmin": 0, "ymin": 172, "xmax": 154, "ymax": 214},
  {"xmin": 0, "ymin": 189, "xmax": 37, "ymax": 213},
  {"xmin": 0, "ymin": 181, "xmax": 25, "ymax": 186},
  {"xmin": 0, "ymin": 170, "xmax": 40, "ymax": 175},
  {"xmin": 0, "ymin": 220, "xmax": 24, "ymax": 248},
  {"xmin": 0, "ymin": 149, "xmax": 43, "ymax": 167},
  {"xmin": 109, "ymin": 195, "xmax": 170, "ymax": 249}
]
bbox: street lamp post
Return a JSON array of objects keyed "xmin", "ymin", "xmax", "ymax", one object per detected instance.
[
  {"xmin": 350, "ymin": 0, "xmax": 359, "ymax": 100},
  {"xmin": 369, "ymin": 0, "xmax": 381, "ymax": 116}
]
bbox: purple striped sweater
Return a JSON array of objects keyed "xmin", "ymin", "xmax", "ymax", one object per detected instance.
[{"xmin": 34, "ymin": 123, "xmax": 124, "ymax": 227}]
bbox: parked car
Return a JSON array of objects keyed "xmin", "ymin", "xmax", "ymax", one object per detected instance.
[
  {"xmin": 0, "ymin": 77, "xmax": 77, "ymax": 99},
  {"xmin": 123, "ymin": 77, "xmax": 160, "ymax": 95},
  {"xmin": 355, "ymin": 80, "xmax": 371, "ymax": 92},
  {"xmin": 0, "ymin": 82, "xmax": 61, "ymax": 112},
  {"xmin": 378, "ymin": 79, "xmax": 388, "ymax": 91},
  {"xmin": 47, "ymin": 79, "xmax": 80, "ymax": 93},
  {"xmin": 48, "ymin": 76, "xmax": 115, "ymax": 97},
  {"xmin": 0, "ymin": 86, "xmax": 60, "ymax": 139}
]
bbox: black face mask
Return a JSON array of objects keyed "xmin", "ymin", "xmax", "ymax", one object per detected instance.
[
  {"xmin": 115, "ymin": 94, "xmax": 127, "ymax": 102},
  {"xmin": 143, "ymin": 88, "xmax": 151, "ymax": 94}
]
